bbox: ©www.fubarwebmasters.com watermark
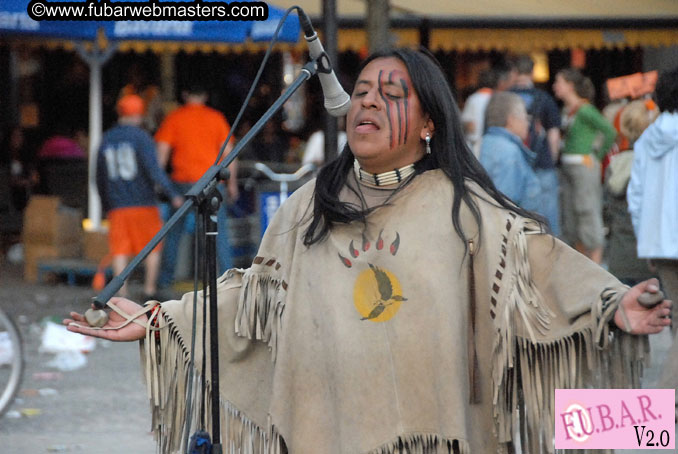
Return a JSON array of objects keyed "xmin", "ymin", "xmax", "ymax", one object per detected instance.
[
  {"xmin": 555, "ymin": 389, "xmax": 675, "ymax": 449},
  {"xmin": 25, "ymin": 0, "xmax": 269, "ymax": 22}
]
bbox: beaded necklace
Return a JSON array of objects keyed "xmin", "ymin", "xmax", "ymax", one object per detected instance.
[{"xmin": 353, "ymin": 160, "xmax": 416, "ymax": 188}]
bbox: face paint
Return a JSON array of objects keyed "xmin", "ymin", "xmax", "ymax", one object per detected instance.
[
  {"xmin": 400, "ymin": 78, "xmax": 409, "ymax": 143},
  {"xmin": 347, "ymin": 57, "xmax": 428, "ymax": 174},
  {"xmin": 377, "ymin": 70, "xmax": 394, "ymax": 149},
  {"xmin": 378, "ymin": 70, "xmax": 413, "ymax": 150},
  {"xmin": 388, "ymin": 71, "xmax": 403, "ymax": 148},
  {"xmin": 392, "ymin": 71, "xmax": 412, "ymax": 148}
]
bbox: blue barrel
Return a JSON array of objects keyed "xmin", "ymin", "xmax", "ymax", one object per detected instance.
[{"xmin": 258, "ymin": 191, "xmax": 291, "ymax": 237}]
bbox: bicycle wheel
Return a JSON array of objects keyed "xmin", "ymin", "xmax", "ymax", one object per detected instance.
[{"xmin": 0, "ymin": 308, "xmax": 24, "ymax": 417}]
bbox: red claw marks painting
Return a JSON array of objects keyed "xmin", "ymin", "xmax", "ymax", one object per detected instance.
[{"xmin": 338, "ymin": 230, "xmax": 408, "ymax": 322}]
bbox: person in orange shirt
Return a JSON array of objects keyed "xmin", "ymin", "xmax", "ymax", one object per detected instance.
[{"xmin": 155, "ymin": 84, "xmax": 238, "ymax": 290}]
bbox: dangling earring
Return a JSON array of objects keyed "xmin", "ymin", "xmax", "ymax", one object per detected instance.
[{"xmin": 425, "ymin": 132, "xmax": 431, "ymax": 154}]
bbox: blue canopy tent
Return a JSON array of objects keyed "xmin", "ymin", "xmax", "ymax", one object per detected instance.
[
  {"xmin": 102, "ymin": 0, "xmax": 299, "ymax": 43},
  {"xmin": 0, "ymin": 0, "xmax": 300, "ymax": 227},
  {"xmin": 0, "ymin": 0, "xmax": 103, "ymax": 38}
]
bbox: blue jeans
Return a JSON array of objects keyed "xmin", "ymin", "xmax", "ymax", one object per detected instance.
[
  {"xmin": 535, "ymin": 168, "xmax": 560, "ymax": 237},
  {"xmin": 157, "ymin": 182, "xmax": 232, "ymax": 288}
]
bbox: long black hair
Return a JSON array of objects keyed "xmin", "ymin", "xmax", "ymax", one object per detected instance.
[
  {"xmin": 303, "ymin": 47, "xmax": 545, "ymax": 247},
  {"xmin": 655, "ymin": 65, "xmax": 678, "ymax": 113}
]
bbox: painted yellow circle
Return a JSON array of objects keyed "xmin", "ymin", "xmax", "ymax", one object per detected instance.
[{"xmin": 353, "ymin": 266, "xmax": 404, "ymax": 322}]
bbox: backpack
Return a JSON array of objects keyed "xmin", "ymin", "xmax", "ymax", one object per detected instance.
[{"xmin": 516, "ymin": 90, "xmax": 553, "ymax": 169}]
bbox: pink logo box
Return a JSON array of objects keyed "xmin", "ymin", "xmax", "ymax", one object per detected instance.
[{"xmin": 555, "ymin": 389, "xmax": 675, "ymax": 450}]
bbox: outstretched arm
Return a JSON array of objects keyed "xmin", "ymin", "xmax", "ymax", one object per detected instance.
[{"xmin": 525, "ymin": 231, "xmax": 670, "ymax": 338}]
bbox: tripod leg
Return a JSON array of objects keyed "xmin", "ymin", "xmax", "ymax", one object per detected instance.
[{"xmin": 206, "ymin": 195, "xmax": 222, "ymax": 454}]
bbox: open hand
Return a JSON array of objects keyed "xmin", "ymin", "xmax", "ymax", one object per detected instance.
[
  {"xmin": 615, "ymin": 278, "xmax": 672, "ymax": 335},
  {"xmin": 63, "ymin": 297, "xmax": 148, "ymax": 342}
]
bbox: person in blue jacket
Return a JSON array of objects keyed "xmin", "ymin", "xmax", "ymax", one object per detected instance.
[
  {"xmin": 96, "ymin": 95, "xmax": 183, "ymax": 299},
  {"xmin": 628, "ymin": 66, "xmax": 678, "ymax": 334},
  {"xmin": 479, "ymin": 91, "xmax": 541, "ymax": 213}
]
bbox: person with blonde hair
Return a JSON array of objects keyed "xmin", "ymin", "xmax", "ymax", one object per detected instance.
[
  {"xmin": 620, "ymin": 99, "xmax": 660, "ymax": 145},
  {"xmin": 605, "ymin": 99, "xmax": 659, "ymax": 286}
]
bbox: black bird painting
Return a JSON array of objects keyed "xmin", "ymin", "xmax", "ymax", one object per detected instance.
[{"xmin": 361, "ymin": 264, "xmax": 408, "ymax": 321}]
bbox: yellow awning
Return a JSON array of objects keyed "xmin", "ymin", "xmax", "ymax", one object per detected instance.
[
  {"xmin": 329, "ymin": 28, "xmax": 678, "ymax": 53},
  {"xmin": 332, "ymin": 28, "xmax": 418, "ymax": 52},
  {"xmin": 7, "ymin": 0, "xmax": 678, "ymax": 55},
  {"xmin": 8, "ymin": 27, "xmax": 678, "ymax": 54},
  {"xmin": 274, "ymin": 0, "xmax": 678, "ymax": 21},
  {"xmin": 429, "ymin": 29, "xmax": 678, "ymax": 53},
  {"xmin": 272, "ymin": 0, "xmax": 678, "ymax": 52}
]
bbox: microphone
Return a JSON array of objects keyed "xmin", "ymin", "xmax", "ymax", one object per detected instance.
[{"xmin": 298, "ymin": 9, "xmax": 351, "ymax": 117}]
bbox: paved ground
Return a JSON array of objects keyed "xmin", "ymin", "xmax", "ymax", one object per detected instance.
[
  {"xmin": 0, "ymin": 259, "xmax": 156, "ymax": 453},
  {"xmin": 616, "ymin": 329, "xmax": 675, "ymax": 454},
  {"xmin": 0, "ymin": 256, "xmax": 675, "ymax": 453}
]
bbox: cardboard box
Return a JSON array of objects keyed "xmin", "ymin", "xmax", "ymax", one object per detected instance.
[
  {"xmin": 84, "ymin": 230, "xmax": 109, "ymax": 263},
  {"xmin": 24, "ymin": 242, "xmax": 82, "ymax": 283},
  {"xmin": 23, "ymin": 195, "xmax": 83, "ymax": 246}
]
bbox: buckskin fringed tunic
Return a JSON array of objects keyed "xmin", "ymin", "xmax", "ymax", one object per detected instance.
[{"xmin": 141, "ymin": 169, "xmax": 647, "ymax": 454}]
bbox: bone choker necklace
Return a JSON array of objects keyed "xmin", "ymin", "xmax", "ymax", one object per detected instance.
[{"xmin": 353, "ymin": 160, "xmax": 416, "ymax": 188}]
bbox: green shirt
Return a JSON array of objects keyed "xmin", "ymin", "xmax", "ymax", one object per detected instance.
[{"xmin": 563, "ymin": 103, "xmax": 617, "ymax": 161}]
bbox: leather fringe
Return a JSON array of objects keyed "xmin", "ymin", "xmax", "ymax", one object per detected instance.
[
  {"xmin": 142, "ymin": 309, "xmax": 282, "ymax": 454},
  {"xmin": 491, "ymin": 221, "xmax": 650, "ymax": 453},
  {"xmin": 492, "ymin": 220, "xmax": 554, "ymax": 443},
  {"xmin": 235, "ymin": 270, "xmax": 287, "ymax": 360},
  {"xmin": 366, "ymin": 434, "xmax": 470, "ymax": 454},
  {"xmin": 467, "ymin": 239, "xmax": 480, "ymax": 404}
]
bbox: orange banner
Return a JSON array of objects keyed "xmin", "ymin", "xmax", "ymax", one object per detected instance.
[{"xmin": 606, "ymin": 71, "xmax": 658, "ymax": 100}]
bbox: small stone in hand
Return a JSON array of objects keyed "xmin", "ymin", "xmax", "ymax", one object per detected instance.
[
  {"xmin": 84, "ymin": 308, "xmax": 109, "ymax": 328},
  {"xmin": 637, "ymin": 290, "xmax": 665, "ymax": 308}
]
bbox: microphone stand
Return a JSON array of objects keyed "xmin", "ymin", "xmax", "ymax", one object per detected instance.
[{"xmin": 93, "ymin": 60, "xmax": 318, "ymax": 453}]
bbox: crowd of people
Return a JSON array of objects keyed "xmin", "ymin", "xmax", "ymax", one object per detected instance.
[
  {"xmin": 1, "ymin": 51, "xmax": 676, "ymax": 307},
  {"xmin": 1, "ymin": 77, "xmax": 349, "ymax": 298},
  {"xmin": 465, "ymin": 54, "xmax": 676, "ymax": 296},
  {"xmin": 467, "ymin": 60, "xmax": 678, "ymax": 421}
]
